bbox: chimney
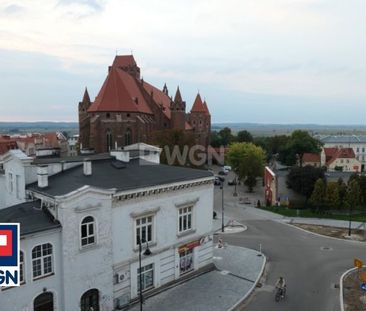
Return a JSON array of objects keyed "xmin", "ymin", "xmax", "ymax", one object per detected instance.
[
  {"xmin": 83, "ymin": 160, "xmax": 92, "ymax": 176},
  {"xmin": 37, "ymin": 165, "xmax": 48, "ymax": 188}
]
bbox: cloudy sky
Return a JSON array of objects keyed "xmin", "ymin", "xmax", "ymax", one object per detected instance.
[{"xmin": 0, "ymin": 0, "xmax": 366, "ymax": 124}]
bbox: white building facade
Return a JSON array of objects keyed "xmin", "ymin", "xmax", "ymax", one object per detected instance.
[
  {"xmin": 0, "ymin": 145, "xmax": 214, "ymax": 311},
  {"xmin": 319, "ymin": 135, "xmax": 366, "ymax": 171}
]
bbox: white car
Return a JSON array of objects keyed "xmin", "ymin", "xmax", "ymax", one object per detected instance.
[{"xmin": 223, "ymin": 166, "xmax": 231, "ymax": 172}]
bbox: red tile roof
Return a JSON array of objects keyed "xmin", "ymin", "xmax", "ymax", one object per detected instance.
[
  {"xmin": 191, "ymin": 93, "xmax": 206, "ymax": 113},
  {"xmin": 0, "ymin": 136, "xmax": 18, "ymax": 155},
  {"xmin": 88, "ymin": 67, "xmax": 153, "ymax": 114},
  {"xmin": 203, "ymin": 100, "xmax": 210, "ymax": 115},
  {"xmin": 324, "ymin": 147, "xmax": 356, "ymax": 165},
  {"xmin": 142, "ymin": 81, "xmax": 171, "ymax": 118},
  {"xmin": 303, "ymin": 153, "xmax": 320, "ymax": 163},
  {"xmin": 112, "ymin": 55, "xmax": 136, "ymax": 68}
]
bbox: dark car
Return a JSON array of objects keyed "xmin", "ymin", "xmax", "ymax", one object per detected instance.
[
  {"xmin": 218, "ymin": 176, "xmax": 225, "ymax": 182},
  {"xmin": 218, "ymin": 171, "xmax": 226, "ymax": 176},
  {"xmin": 228, "ymin": 179, "xmax": 237, "ymax": 186},
  {"xmin": 214, "ymin": 177, "xmax": 221, "ymax": 185}
]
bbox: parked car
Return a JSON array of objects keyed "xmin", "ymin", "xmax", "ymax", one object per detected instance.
[
  {"xmin": 223, "ymin": 165, "xmax": 232, "ymax": 171},
  {"xmin": 214, "ymin": 177, "xmax": 221, "ymax": 185},
  {"xmin": 218, "ymin": 176, "xmax": 225, "ymax": 182},
  {"xmin": 218, "ymin": 170, "xmax": 226, "ymax": 176},
  {"xmin": 228, "ymin": 179, "xmax": 237, "ymax": 186}
]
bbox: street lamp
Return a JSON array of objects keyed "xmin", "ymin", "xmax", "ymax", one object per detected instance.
[
  {"xmin": 220, "ymin": 181, "xmax": 224, "ymax": 232},
  {"xmin": 138, "ymin": 237, "xmax": 152, "ymax": 311}
]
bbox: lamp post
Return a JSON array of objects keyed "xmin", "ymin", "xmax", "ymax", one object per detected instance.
[
  {"xmin": 233, "ymin": 174, "xmax": 238, "ymax": 197},
  {"xmin": 138, "ymin": 237, "xmax": 151, "ymax": 311},
  {"xmin": 220, "ymin": 181, "xmax": 224, "ymax": 232},
  {"xmin": 348, "ymin": 204, "xmax": 352, "ymax": 236}
]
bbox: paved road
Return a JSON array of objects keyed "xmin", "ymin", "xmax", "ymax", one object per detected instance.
[{"xmin": 213, "ymin": 169, "xmax": 366, "ymax": 311}]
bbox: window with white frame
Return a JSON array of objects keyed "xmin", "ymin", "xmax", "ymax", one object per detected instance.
[
  {"xmin": 137, "ymin": 263, "xmax": 154, "ymax": 291},
  {"xmin": 20, "ymin": 251, "xmax": 25, "ymax": 284},
  {"xmin": 81, "ymin": 216, "xmax": 96, "ymax": 247},
  {"xmin": 136, "ymin": 215, "xmax": 153, "ymax": 245},
  {"xmin": 32, "ymin": 243, "xmax": 53, "ymax": 279},
  {"xmin": 178, "ymin": 206, "xmax": 193, "ymax": 233}
]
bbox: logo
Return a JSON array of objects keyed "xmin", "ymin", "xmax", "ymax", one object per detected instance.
[{"xmin": 0, "ymin": 223, "xmax": 19, "ymax": 287}]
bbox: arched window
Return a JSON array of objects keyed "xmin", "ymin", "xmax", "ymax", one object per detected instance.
[
  {"xmin": 34, "ymin": 292, "xmax": 54, "ymax": 311},
  {"xmin": 81, "ymin": 289, "xmax": 99, "ymax": 311},
  {"xmin": 32, "ymin": 243, "xmax": 53, "ymax": 279},
  {"xmin": 106, "ymin": 129, "xmax": 113, "ymax": 151},
  {"xmin": 81, "ymin": 216, "xmax": 96, "ymax": 247},
  {"xmin": 125, "ymin": 128, "xmax": 132, "ymax": 146}
]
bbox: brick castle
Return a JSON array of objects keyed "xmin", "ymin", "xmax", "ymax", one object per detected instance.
[{"xmin": 78, "ymin": 55, "xmax": 211, "ymax": 153}]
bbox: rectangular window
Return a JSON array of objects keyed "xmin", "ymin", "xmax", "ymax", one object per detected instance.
[
  {"xmin": 137, "ymin": 263, "xmax": 154, "ymax": 291},
  {"xmin": 178, "ymin": 206, "xmax": 193, "ymax": 233},
  {"xmin": 20, "ymin": 251, "xmax": 25, "ymax": 284},
  {"xmin": 357, "ymin": 147, "xmax": 360, "ymax": 152},
  {"xmin": 32, "ymin": 243, "xmax": 53, "ymax": 279},
  {"xmin": 136, "ymin": 216, "xmax": 153, "ymax": 245},
  {"xmin": 179, "ymin": 249, "xmax": 194, "ymax": 274},
  {"xmin": 363, "ymin": 148, "xmax": 365, "ymax": 152}
]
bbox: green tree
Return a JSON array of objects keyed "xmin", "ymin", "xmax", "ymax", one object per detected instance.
[
  {"xmin": 345, "ymin": 179, "xmax": 361, "ymax": 210},
  {"xmin": 326, "ymin": 182, "xmax": 340, "ymax": 209},
  {"xmin": 218, "ymin": 127, "xmax": 234, "ymax": 146},
  {"xmin": 150, "ymin": 129, "xmax": 196, "ymax": 167},
  {"xmin": 358, "ymin": 176, "xmax": 366, "ymax": 205},
  {"xmin": 279, "ymin": 130, "xmax": 322, "ymax": 166},
  {"xmin": 236, "ymin": 130, "xmax": 253, "ymax": 143},
  {"xmin": 227, "ymin": 142, "xmax": 266, "ymax": 192},
  {"xmin": 345, "ymin": 179, "xmax": 361, "ymax": 235},
  {"xmin": 210, "ymin": 131, "xmax": 222, "ymax": 148},
  {"xmin": 310, "ymin": 178, "xmax": 326, "ymax": 211},
  {"xmin": 337, "ymin": 178, "xmax": 347, "ymax": 209},
  {"xmin": 286, "ymin": 165, "xmax": 325, "ymax": 199}
]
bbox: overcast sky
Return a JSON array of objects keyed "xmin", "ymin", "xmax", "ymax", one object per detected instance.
[{"xmin": 0, "ymin": 0, "xmax": 366, "ymax": 124}]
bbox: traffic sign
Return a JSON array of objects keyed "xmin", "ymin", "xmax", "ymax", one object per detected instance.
[
  {"xmin": 354, "ymin": 258, "xmax": 363, "ymax": 269},
  {"xmin": 361, "ymin": 283, "xmax": 366, "ymax": 292},
  {"xmin": 360, "ymin": 272, "xmax": 366, "ymax": 282}
]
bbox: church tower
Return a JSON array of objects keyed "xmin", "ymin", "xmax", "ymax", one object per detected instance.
[
  {"xmin": 170, "ymin": 87, "xmax": 186, "ymax": 130},
  {"xmin": 78, "ymin": 87, "xmax": 91, "ymax": 150}
]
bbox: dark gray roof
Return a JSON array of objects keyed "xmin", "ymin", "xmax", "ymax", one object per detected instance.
[
  {"xmin": 0, "ymin": 201, "xmax": 61, "ymax": 236},
  {"xmin": 27, "ymin": 159, "xmax": 213, "ymax": 196},
  {"xmin": 320, "ymin": 135, "xmax": 366, "ymax": 143}
]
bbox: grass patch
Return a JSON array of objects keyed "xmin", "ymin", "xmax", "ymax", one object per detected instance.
[{"xmin": 258, "ymin": 206, "xmax": 366, "ymax": 222}]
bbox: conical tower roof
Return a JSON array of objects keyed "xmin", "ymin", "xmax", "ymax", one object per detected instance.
[
  {"xmin": 191, "ymin": 93, "xmax": 206, "ymax": 113},
  {"xmin": 82, "ymin": 87, "xmax": 91, "ymax": 103},
  {"xmin": 174, "ymin": 86, "xmax": 183, "ymax": 103}
]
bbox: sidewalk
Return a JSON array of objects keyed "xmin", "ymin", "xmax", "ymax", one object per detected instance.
[
  {"xmin": 128, "ymin": 245, "xmax": 265, "ymax": 311},
  {"xmin": 279, "ymin": 217, "xmax": 365, "ymax": 229}
]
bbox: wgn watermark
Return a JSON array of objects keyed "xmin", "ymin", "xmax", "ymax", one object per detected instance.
[{"xmin": 163, "ymin": 145, "xmax": 225, "ymax": 166}]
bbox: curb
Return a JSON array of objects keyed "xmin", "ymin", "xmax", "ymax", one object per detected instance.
[
  {"xmin": 228, "ymin": 248, "xmax": 266, "ymax": 311},
  {"xmin": 214, "ymin": 224, "xmax": 248, "ymax": 235},
  {"xmin": 339, "ymin": 265, "xmax": 366, "ymax": 311},
  {"xmin": 280, "ymin": 221, "xmax": 366, "ymax": 244}
]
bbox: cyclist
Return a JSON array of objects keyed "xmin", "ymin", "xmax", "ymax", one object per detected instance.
[{"xmin": 275, "ymin": 276, "xmax": 286, "ymax": 298}]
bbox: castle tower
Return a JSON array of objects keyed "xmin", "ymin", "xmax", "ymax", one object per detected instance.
[
  {"xmin": 78, "ymin": 87, "xmax": 91, "ymax": 150},
  {"xmin": 170, "ymin": 86, "xmax": 186, "ymax": 130},
  {"xmin": 188, "ymin": 93, "xmax": 211, "ymax": 147}
]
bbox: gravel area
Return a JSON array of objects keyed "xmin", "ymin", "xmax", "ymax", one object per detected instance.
[
  {"xmin": 292, "ymin": 223, "xmax": 366, "ymax": 241},
  {"xmin": 343, "ymin": 267, "xmax": 366, "ymax": 311}
]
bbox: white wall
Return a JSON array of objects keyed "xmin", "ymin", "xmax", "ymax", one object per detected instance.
[
  {"xmin": 0, "ymin": 229, "xmax": 63, "ymax": 311},
  {"xmin": 112, "ymin": 181, "xmax": 214, "ymax": 300},
  {"xmin": 57, "ymin": 190, "xmax": 114, "ymax": 311}
]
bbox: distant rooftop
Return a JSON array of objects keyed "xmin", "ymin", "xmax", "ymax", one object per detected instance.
[{"xmin": 319, "ymin": 135, "xmax": 366, "ymax": 143}]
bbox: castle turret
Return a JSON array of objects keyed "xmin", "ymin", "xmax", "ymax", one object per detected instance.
[
  {"xmin": 78, "ymin": 87, "xmax": 91, "ymax": 150},
  {"xmin": 170, "ymin": 86, "xmax": 186, "ymax": 130},
  {"xmin": 188, "ymin": 93, "xmax": 211, "ymax": 147}
]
